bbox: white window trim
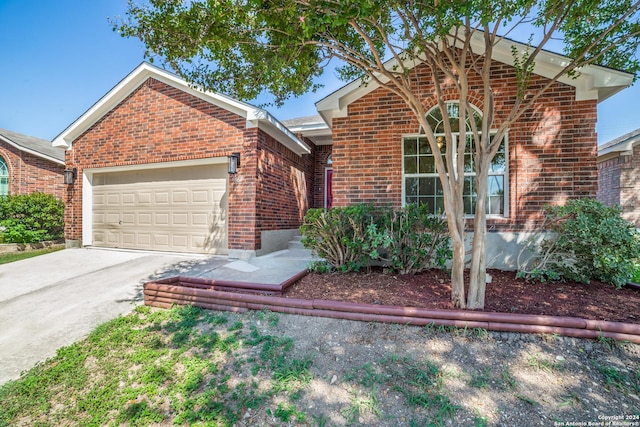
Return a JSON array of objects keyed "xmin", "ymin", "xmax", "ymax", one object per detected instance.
[{"xmin": 401, "ymin": 132, "xmax": 509, "ymax": 218}]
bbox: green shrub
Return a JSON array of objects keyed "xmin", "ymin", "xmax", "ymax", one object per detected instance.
[
  {"xmin": 0, "ymin": 192, "xmax": 64, "ymax": 244},
  {"xmin": 300, "ymin": 204, "xmax": 451, "ymax": 274},
  {"xmin": 631, "ymin": 262, "xmax": 640, "ymax": 284},
  {"xmin": 517, "ymin": 199, "xmax": 640, "ymax": 288},
  {"xmin": 300, "ymin": 204, "xmax": 376, "ymax": 271},
  {"xmin": 366, "ymin": 204, "xmax": 451, "ymax": 274}
]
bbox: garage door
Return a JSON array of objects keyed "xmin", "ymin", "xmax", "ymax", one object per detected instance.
[{"xmin": 92, "ymin": 164, "xmax": 228, "ymax": 253}]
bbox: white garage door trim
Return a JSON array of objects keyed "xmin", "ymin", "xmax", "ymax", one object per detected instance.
[{"xmin": 83, "ymin": 157, "xmax": 228, "ymax": 252}]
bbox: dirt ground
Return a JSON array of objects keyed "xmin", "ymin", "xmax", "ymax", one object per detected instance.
[
  {"xmin": 249, "ymin": 269, "xmax": 640, "ymax": 425},
  {"xmin": 237, "ymin": 312, "xmax": 639, "ymax": 426}
]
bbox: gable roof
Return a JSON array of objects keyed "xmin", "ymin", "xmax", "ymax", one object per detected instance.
[
  {"xmin": 316, "ymin": 33, "xmax": 635, "ymax": 128},
  {"xmin": 0, "ymin": 128, "xmax": 65, "ymax": 165},
  {"xmin": 598, "ymin": 127, "xmax": 640, "ymax": 161},
  {"xmin": 53, "ymin": 62, "xmax": 311, "ymax": 156},
  {"xmin": 281, "ymin": 115, "xmax": 332, "ymax": 145}
]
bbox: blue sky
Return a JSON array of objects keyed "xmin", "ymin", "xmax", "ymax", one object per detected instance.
[{"xmin": 0, "ymin": 0, "xmax": 638, "ymax": 144}]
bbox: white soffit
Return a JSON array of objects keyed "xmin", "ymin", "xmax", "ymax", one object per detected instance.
[
  {"xmin": 598, "ymin": 132, "xmax": 640, "ymax": 161},
  {"xmin": 52, "ymin": 62, "xmax": 310, "ymax": 156},
  {"xmin": 316, "ymin": 33, "xmax": 634, "ymax": 128}
]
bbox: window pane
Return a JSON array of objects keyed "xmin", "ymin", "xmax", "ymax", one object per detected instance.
[
  {"xmin": 435, "ymin": 196, "xmax": 445, "ymax": 214},
  {"xmin": 487, "ymin": 195, "xmax": 504, "ymax": 215},
  {"xmin": 406, "ymin": 196, "xmax": 418, "ymax": 205},
  {"xmin": 0, "ymin": 156, "xmax": 8, "ymax": 196},
  {"xmin": 419, "ymin": 155, "xmax": 435, "ymax": 173},
  {"xmin": 418, "ymin": 137, "xmax": 430, "ymax": 154},
  {"xmin": 490, "ymin": 150, "xmax": 506, "ymax": 173},
  {"xmin": 465, "ymin": 134, "xmax": 474, "ymax": 152},
  {"xmin": 427, "ymin": 108, "xmax": 443, "ymax": 133},
  {"xmin": 488, "ymin": 175, "xmax": 504, "ymax": 196},
  {"xmin": 435, "ymin": 178, "xmax": 444, "ymax": 195},
  {"xmin": 405, "ymin": 177, "xmax": 418, "ymax": 196},
  {"xmin": 404, "ymin": 138, "xmax": 417, "ymax": 155},
  {"xmin": 450, "ymin": 118, "xmax": 460, "ymax": 132},
  {"xmin": 419, "ymin": 177, "xmax": 435, "ymax": 196},
  {"xmin": 404, "ymin": 157, "xmax": 417, "ymax": 174},
  {"xmin": 464, "ymin": 195, "xmax": 476, "ymax": 215},
  {"xmin": 464, "ymin": 154, "xmax": 474, "ymax": 173},
  {"xmin": 463, "ymin": 176, "xmax": 475, "ymax": 196}
]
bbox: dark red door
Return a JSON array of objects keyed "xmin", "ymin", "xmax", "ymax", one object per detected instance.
[{"xmin": 325, "ymin": 168, "xmax": 333, "ymax": 209}]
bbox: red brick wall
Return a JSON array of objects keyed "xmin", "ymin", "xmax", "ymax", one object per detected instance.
[
  {"xmin": 254, "ymin": 133, "xmax": 316, "ymax": 247},
  {"xmin": 599, "ymin": 144, "xmax": 640, "ymax": 227},
  {"xmin": 597, "ymin": 157, "xmax": 621, "ymax": 207},
  {"xmin": 0, "ymin": 143, "xmax": 64, "ymax": 198},
  {"xmin": 620, "ymin": 144, "xmax": 640, "ymax": 227},
  {"xmin": 331, "ymin": 60, "xmax": 598, "ymax": 231},
  {"xmin": 65, "ymin": 77, "xmax": 307, "ymax": 251}
]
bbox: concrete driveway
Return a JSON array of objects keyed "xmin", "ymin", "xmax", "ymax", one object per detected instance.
[{"xmin": 0, "ymin": 247, "xmax": 202, "ymax": 385}]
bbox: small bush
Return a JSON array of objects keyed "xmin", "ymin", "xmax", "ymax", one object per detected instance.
[
  {"xmin": 300, "ymin": 204, "xmax": 451, "ymax": 274},
  {"xmin": 0, "ymin": 192, "xmax": 64, "ymax": 244},
  {"xmin": 300, "ymin": 204, "xmax": 376, "ymax": 271},
  {"xmin": 366, "ymin": 204, "xmax": 451, "ymax": 274},
  {"xmin": 517, "ymin": 199, "xmax": 640, "ymax": 288}
]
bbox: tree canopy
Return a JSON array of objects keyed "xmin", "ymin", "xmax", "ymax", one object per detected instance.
[{"xmin": 117, "ymin": 1, "xmax": 640, "ymax": 105}]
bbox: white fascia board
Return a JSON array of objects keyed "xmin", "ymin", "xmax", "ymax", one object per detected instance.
[
  {"xmin": 0, "ymin": 135, "xmax": 65, "ymax": 165},
  {"xmin": 249, "ymin": 111, "xmax": 312, "ymax": 155},
  {"xmin": 598, "ymin": 135, "xmax": 640, "ymax": 158}
]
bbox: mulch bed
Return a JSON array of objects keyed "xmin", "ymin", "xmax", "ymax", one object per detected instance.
[{"xmin": 283, "ymin": 268, "xmax": 640, "ymax": 325}]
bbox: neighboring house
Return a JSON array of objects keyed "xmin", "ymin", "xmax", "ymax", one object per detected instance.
[
  {"xmin": 52, "ymin": 63, "xmax": 330, "ymax": 257},
  {"xmin": 597, "ymin": 129, "xmax": 640, "ymax": 227},
  {"xmin": 315, "ymin": 36, "xmax": 633, "ymax": 267},
  {"xmin": 0, "ymin": 128, "xmax": 65, "ymax": 198}
]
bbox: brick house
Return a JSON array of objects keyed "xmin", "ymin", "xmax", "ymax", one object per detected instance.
[
  {"xmin": 315, "ymin": 37, "xmax": 633, "ymax": 267},
  {"xmin": 54, "ymin": 36, "xmax": 632, "ymax": 261},
  {"xmin": 0, "ymin": 128, "xmax": 65, "ymax": 198},
  {"xmin": 597, "ymin": 129, "xmax": 640, "ymax": 227},
  {"xmin": 53, "ymin": 63, "xmax": 331, "ymax": 257}
]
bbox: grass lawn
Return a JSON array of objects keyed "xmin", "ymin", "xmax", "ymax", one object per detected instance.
[
  {"xmin": 0, "ymin": 246, "xmax": 64, "ymax": 265},
  {"xmin": 0, "ymin": 305, "xmax": 464, "ymax": 427},
  {"xmin": 1, "ymin": 305, "xmax": 638, "ymax": 426},
  {"xmin": 0, "ymin": 305, "xmax": 323, "ymax": 427}
]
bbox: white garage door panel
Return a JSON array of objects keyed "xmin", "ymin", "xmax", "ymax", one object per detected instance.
[{"xmin": 92, "ymin": 164, "xmax": 228, "ymax": 253}]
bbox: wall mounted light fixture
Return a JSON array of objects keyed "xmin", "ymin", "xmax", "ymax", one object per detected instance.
[
  {"xmin": 63, "ymin": 168, "xmax": 77, "ymax": 185},
  {"xmin": 228, "ymin": 152, "xmax": 241, "ymax": 174}
]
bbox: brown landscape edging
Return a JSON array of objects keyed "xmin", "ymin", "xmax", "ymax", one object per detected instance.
[{"xmin": 143, "ymin": 275, "xmax": 640, "ymax": 344}]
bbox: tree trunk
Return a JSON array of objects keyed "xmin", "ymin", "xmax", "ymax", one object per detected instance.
[
  {"xmin": 450, "ymin": 233, "xmax": 467, "ymax": 308},
  {"xmin": 447, "ymin": 193, "xmax": 467, "ymax": 309},
  {"xmin": 468, "ymin": 166, "xmax": 489, "ymax": 309}
]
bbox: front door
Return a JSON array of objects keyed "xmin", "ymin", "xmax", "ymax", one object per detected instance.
[{"xmin": 325, "ymin": 168, "xmax": 333, "ymax": 209}]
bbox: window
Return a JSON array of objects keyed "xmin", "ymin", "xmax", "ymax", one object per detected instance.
[
  {"xmin": 402, "ymin": 102, "xmax": 507, "ymax": 216},
  {"xmin": 0, "ymin": 156, "xmax": 8, "ymax": 196}
]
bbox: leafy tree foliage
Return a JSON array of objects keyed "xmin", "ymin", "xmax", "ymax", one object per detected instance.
[{"xmin": 115, "ymin": 0, "xmax": 640, "ymax": 308}]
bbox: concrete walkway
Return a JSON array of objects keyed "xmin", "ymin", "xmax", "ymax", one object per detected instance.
[{"xmin": 0, "ymin": 247, "xmax": 314, "ymax": 385}]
